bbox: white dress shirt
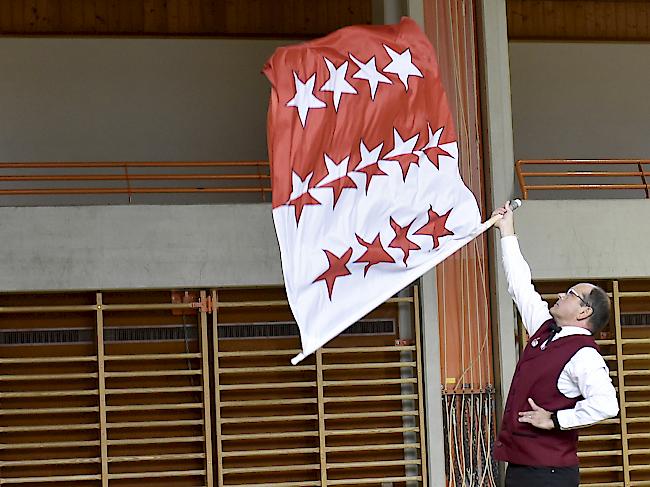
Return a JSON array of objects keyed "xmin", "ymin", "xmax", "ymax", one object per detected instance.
[{"xmin": 501, "ymin": 235, "xmax": 619, "ymax": 429}]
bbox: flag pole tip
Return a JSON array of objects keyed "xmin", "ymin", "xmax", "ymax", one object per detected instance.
[{"xmin": 291, "ymin": 353, "xmax": 306, "ymax": 365}]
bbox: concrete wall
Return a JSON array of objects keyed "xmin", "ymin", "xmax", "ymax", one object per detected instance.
[
  {"xmin": 0, "ymin": 204, "xmax": 283, "ymax": 291},
  {"xmin": 510, "ymin": 41, "xmax": 650, "ymax": 161},
  {"xmin": 0, "ymin": 38, "xmax": 289, "ymax": 162},
  {"xmin": 514, "ymin": 200, "xmax": 650, "ymax": 280}
]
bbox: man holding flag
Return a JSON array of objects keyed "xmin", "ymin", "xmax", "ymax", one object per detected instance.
[{"xmin": 491, "ymin": 201, "xmax": 618, "ymax": 486}]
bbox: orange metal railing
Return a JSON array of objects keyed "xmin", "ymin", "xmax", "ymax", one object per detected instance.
[
  {"xmin": 516, "ymin": 159, "xmax": 650, "ymax": 199},
  {"xmin": 0, "ymin": 161, "xmax": 271, "ymax": 204}
]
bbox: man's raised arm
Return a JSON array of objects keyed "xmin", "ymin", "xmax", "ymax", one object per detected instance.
[{"xmin": 492, "ymin": 201, "xmax": 552, "ymax": 336}]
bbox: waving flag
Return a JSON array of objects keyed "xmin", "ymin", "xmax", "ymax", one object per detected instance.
[{"xmin": 264, "ymin": 17, "xmax": 481, "ymax": 364}]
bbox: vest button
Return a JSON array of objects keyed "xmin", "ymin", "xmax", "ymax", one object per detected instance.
[{"xmin": 496, "ymin": 441, "xmax": 502, "ymax": 447}]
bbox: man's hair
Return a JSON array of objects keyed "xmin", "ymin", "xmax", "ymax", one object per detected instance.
[{"xmin": 587, "ymin": 286, "xmax": 611, "ymax": 334}]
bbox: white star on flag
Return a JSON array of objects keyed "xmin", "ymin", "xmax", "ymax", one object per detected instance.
[
  {"xmin": 356, "ymin": 140, "xmax": 384, "ymax": 170},
  {"xmin": 383, "ymin": 45, "xmax": 423, "ymax": 90},
  {"xmin": 350, "ymin": 54, "xmax": 392, "ymax": 100},
  {"xmin": 286, "ymin": 72, "xmax": 327, "ymax": 127},
  {"xmin": 384, "ymin": 128, "xmax": 419, "ymax": 158},
  {"xmin": 317, "ymin": 154, "xmax": 351, "ymax": 186},
  {"xmin": 320, "ymin": 58, "xmax": 357, "ymax": 111},
  {"xmin": 289, "ymin": 170, "xmax": 314, "ymax": 199}
]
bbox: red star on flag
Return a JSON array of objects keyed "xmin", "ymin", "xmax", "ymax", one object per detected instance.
[
  {"xmin": 353, "ymin": 140, "xmax": 387, "ymax": 193},
  {"xmin": 354, "ymin": 234, "xmax": 395, "ymax": 276},
  {"xmin": 388, "ymin": 152, "xmax": 420, "ymax": 180},
  {"xmin": 317, "ymin": 155, "xmax": 357, "ymax": 208},
  {"xmin": 313, "ymin": 247, "xmax": 353, "ymax": 299},
  {"xmin": 288, "ymin": 192, "xmax": 321, "ymax": 224},
  {"xmin": 384, "ymin": 128, "xmax": 420, "ymax": 181},
  {"xmin": 418, "ymin": 125, "xmax": 451, "ymax": 169},
  {"xmin": 414, "ymin": 206, "xmax": 454, "ymax": 248},
  {"xmin": 424, "ymin": 145, "xmax": 451, "ymax": 169},
  {"xmin": 356, "ymin": 163, "xmax": 387, "ymax": 193},
  {"xmin": 287, "ymin": 171, "xmax": 322, "ymax": 225},
  {"xmin": 388, "ymin": 217, "xmax": 421, "ymax": 265}
]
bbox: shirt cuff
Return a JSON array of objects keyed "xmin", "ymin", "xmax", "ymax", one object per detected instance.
[
  {"xmin": 500, "ymin": 235, "xmax": 519, "ymax": 251},
  {"xmin": 556, "ymin": 409, "xmax": 576, "ymax": 430}
]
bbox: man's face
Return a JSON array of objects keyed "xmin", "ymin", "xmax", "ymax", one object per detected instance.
[{"xmin": 550, "ymin": 283, "xmax": 594, "ymax": 324}]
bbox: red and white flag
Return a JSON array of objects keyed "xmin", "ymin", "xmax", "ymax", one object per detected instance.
[{"xmin": 264, "ymin": 17, "xmax": 482, "ymax": 364}]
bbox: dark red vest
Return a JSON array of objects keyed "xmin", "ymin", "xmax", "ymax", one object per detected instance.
[{"xmin": 493, "ymin": 319, "xmax": 598, "ymax": 467}]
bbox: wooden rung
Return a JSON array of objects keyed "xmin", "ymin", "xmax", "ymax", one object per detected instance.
[
  {"xmin": 324, "ymin": 394, "xmax": 417, "ymax": 403},
  {"xmin": 323, "ymin": 346, "xmax": 416, "ymax": 354},
  {"xmin": 106, "ymin": 403, "xmax": 203, "ymax": 412},
  {"xmin": 216, "ymin": 299, "xmax": 288, "ymax": 308},
  {"xmin": 328, "ymin": 459, "xmax": 421, "ymax": 469},
  {"xmin": 107, "ymin": 436, "xmax": 203, "ymax": 446},
  {"xmin": 324, "ymin": 411, "xmax": 418, "ymax": 420},
  {"xmin": 326, "ymin": 443, "xmax": 420, "ymax": 453},
  {"xmin": 0, "ymin": 390, "xmax": 98, "ymax": 398},
  {"xmin": 220, "ymin": 414, "xmax": 318, "ymax": 424},
  {"xmin": 108, "ymin": 419, "xmax": 203, "ymax": 429},
  {"xmin": 596, "ymin": 339, "xmax": 616, "ymax": 346},
  {"xmin": 0, "ymin": 406, "xmax": 99, "ymax": 415},
  {"xmin": 324, "ymin": 378, "xmax": 417, "ymax": 387},
  {"xmin": 107, "ymin": 469, "xmax": 205, "ymax": 479},
  {"xmin": 579, "ymin": 434, "xmax": 621, "ymax": 442},
  {"xmin": 622, "ymin": 354, "xmax": 650, "ymax": 360},
  {"xmin": 627, "ymin": 433, "xmax": 650, "ymax": 439},
  {"xmin": 578, "ymin": 449, "xmax": 622, "ymax": 457},
  {"xmin": 218, "ymin": 349, "xmax": 301, "ymax": 358},
  {"xmin": 222, "ymin": 447, "xmax": 319, "ymax": 457},
  {"xmin": 227, "ymin": 482, "xmax": 320, "ymax": 487},
  {"xmin": 629, "ymin": 448, "xmax": 650, "ymax": 455},
  {"xmin": 220, "ymin": 398, "xmax": 317, "ymax": 407},
  {"xmin": 106, "ymin": 353, "xmax": 201, "ymax": 361},
  {"xmin": 0, "ymin": 440, "xmax": 100, "ymax": 450},
  {"xmin": 222, "ymin": 464, "xmax": 320, "ymax": 474},
  {"xmin": 328, "ymin": 476, "xmax": 422, "ymax": 486},
  {"xmin": 581, "ymin": 483, "xmax": 624, "ymax": 487},
  {"xmin": 219, "ymin": 381, "xmax": 316, "ymax": 391},
  {"xmin": 0, "ymin": 373, "xmax": 98, "ymax": 381},
  {"xmin": 106, "ymin": 386, "xmax": 202, "ymax": 395},
  {"xmin": 624, "ymin": 370, "xmax": 650, "ymax": 376},
  {"xmin": 622, "ymin": 338, "xmax": 650, "ymax": 344},
  {"xmin": 580, "ymin": 466, "xmax": 624, "ymax": 473},
  {"xmin": 218, "ymin": 365, "xmax": 315, "ymax": 374},
  {"xmin": 0, "ymin": 457, "xmax": 100, "ymax": 467},
  {"xmin": 601, "ymin": 355, "xmax": 617, "ymax": 360},
  {"xmin": 1, "ymin": 474, "xmax": 102, "ymax": 483},
  {"xmin": 322, "ymin": 362, "xmax": 416, "ymax": 370},
  {"xmin": 0, "ymin": 423, "xmax": 99, "ymax": 433},
  {"xmin": 623, "ymin": 385, "xmax": 650, "ymax": 392},
  {"xmin": 105, "ymin": 370, "xmax": 202, "ymax": 378},
  {"xmin": 326, "ymin": 427, "xmax": 419, "ymax": 436},
  {"xmin": 108, "ymin": 453, "xmax": 205, "ymax": 462},
  {"xmin": 625, "ymin": 416, "xmax": 650, "ymax": 424},
  {"xmin": 221, "ymin": 431, "xmax": 318, "ymax": 441},
  {"xmin": 0, "ymin": 356, "xmax": 96, "ymax": 364}
]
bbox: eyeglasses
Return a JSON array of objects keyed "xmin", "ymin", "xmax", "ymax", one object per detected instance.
[{"xmin": 567, "ymin": 288, "xmax": 592, "ymax": 308}]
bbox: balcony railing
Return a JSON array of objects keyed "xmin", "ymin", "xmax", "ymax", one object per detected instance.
[
  {"xmin": 0, "ymin": 161, "xmax": 271, "ymax": 205},
  {"xmin": 516, "ymin": 159, "xmax": 650, "ymax": 199}
]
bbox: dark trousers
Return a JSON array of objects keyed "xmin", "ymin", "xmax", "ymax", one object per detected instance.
[{"xmin": 505, "ymin": 463, "xmax": 579, "ymax": 487}]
